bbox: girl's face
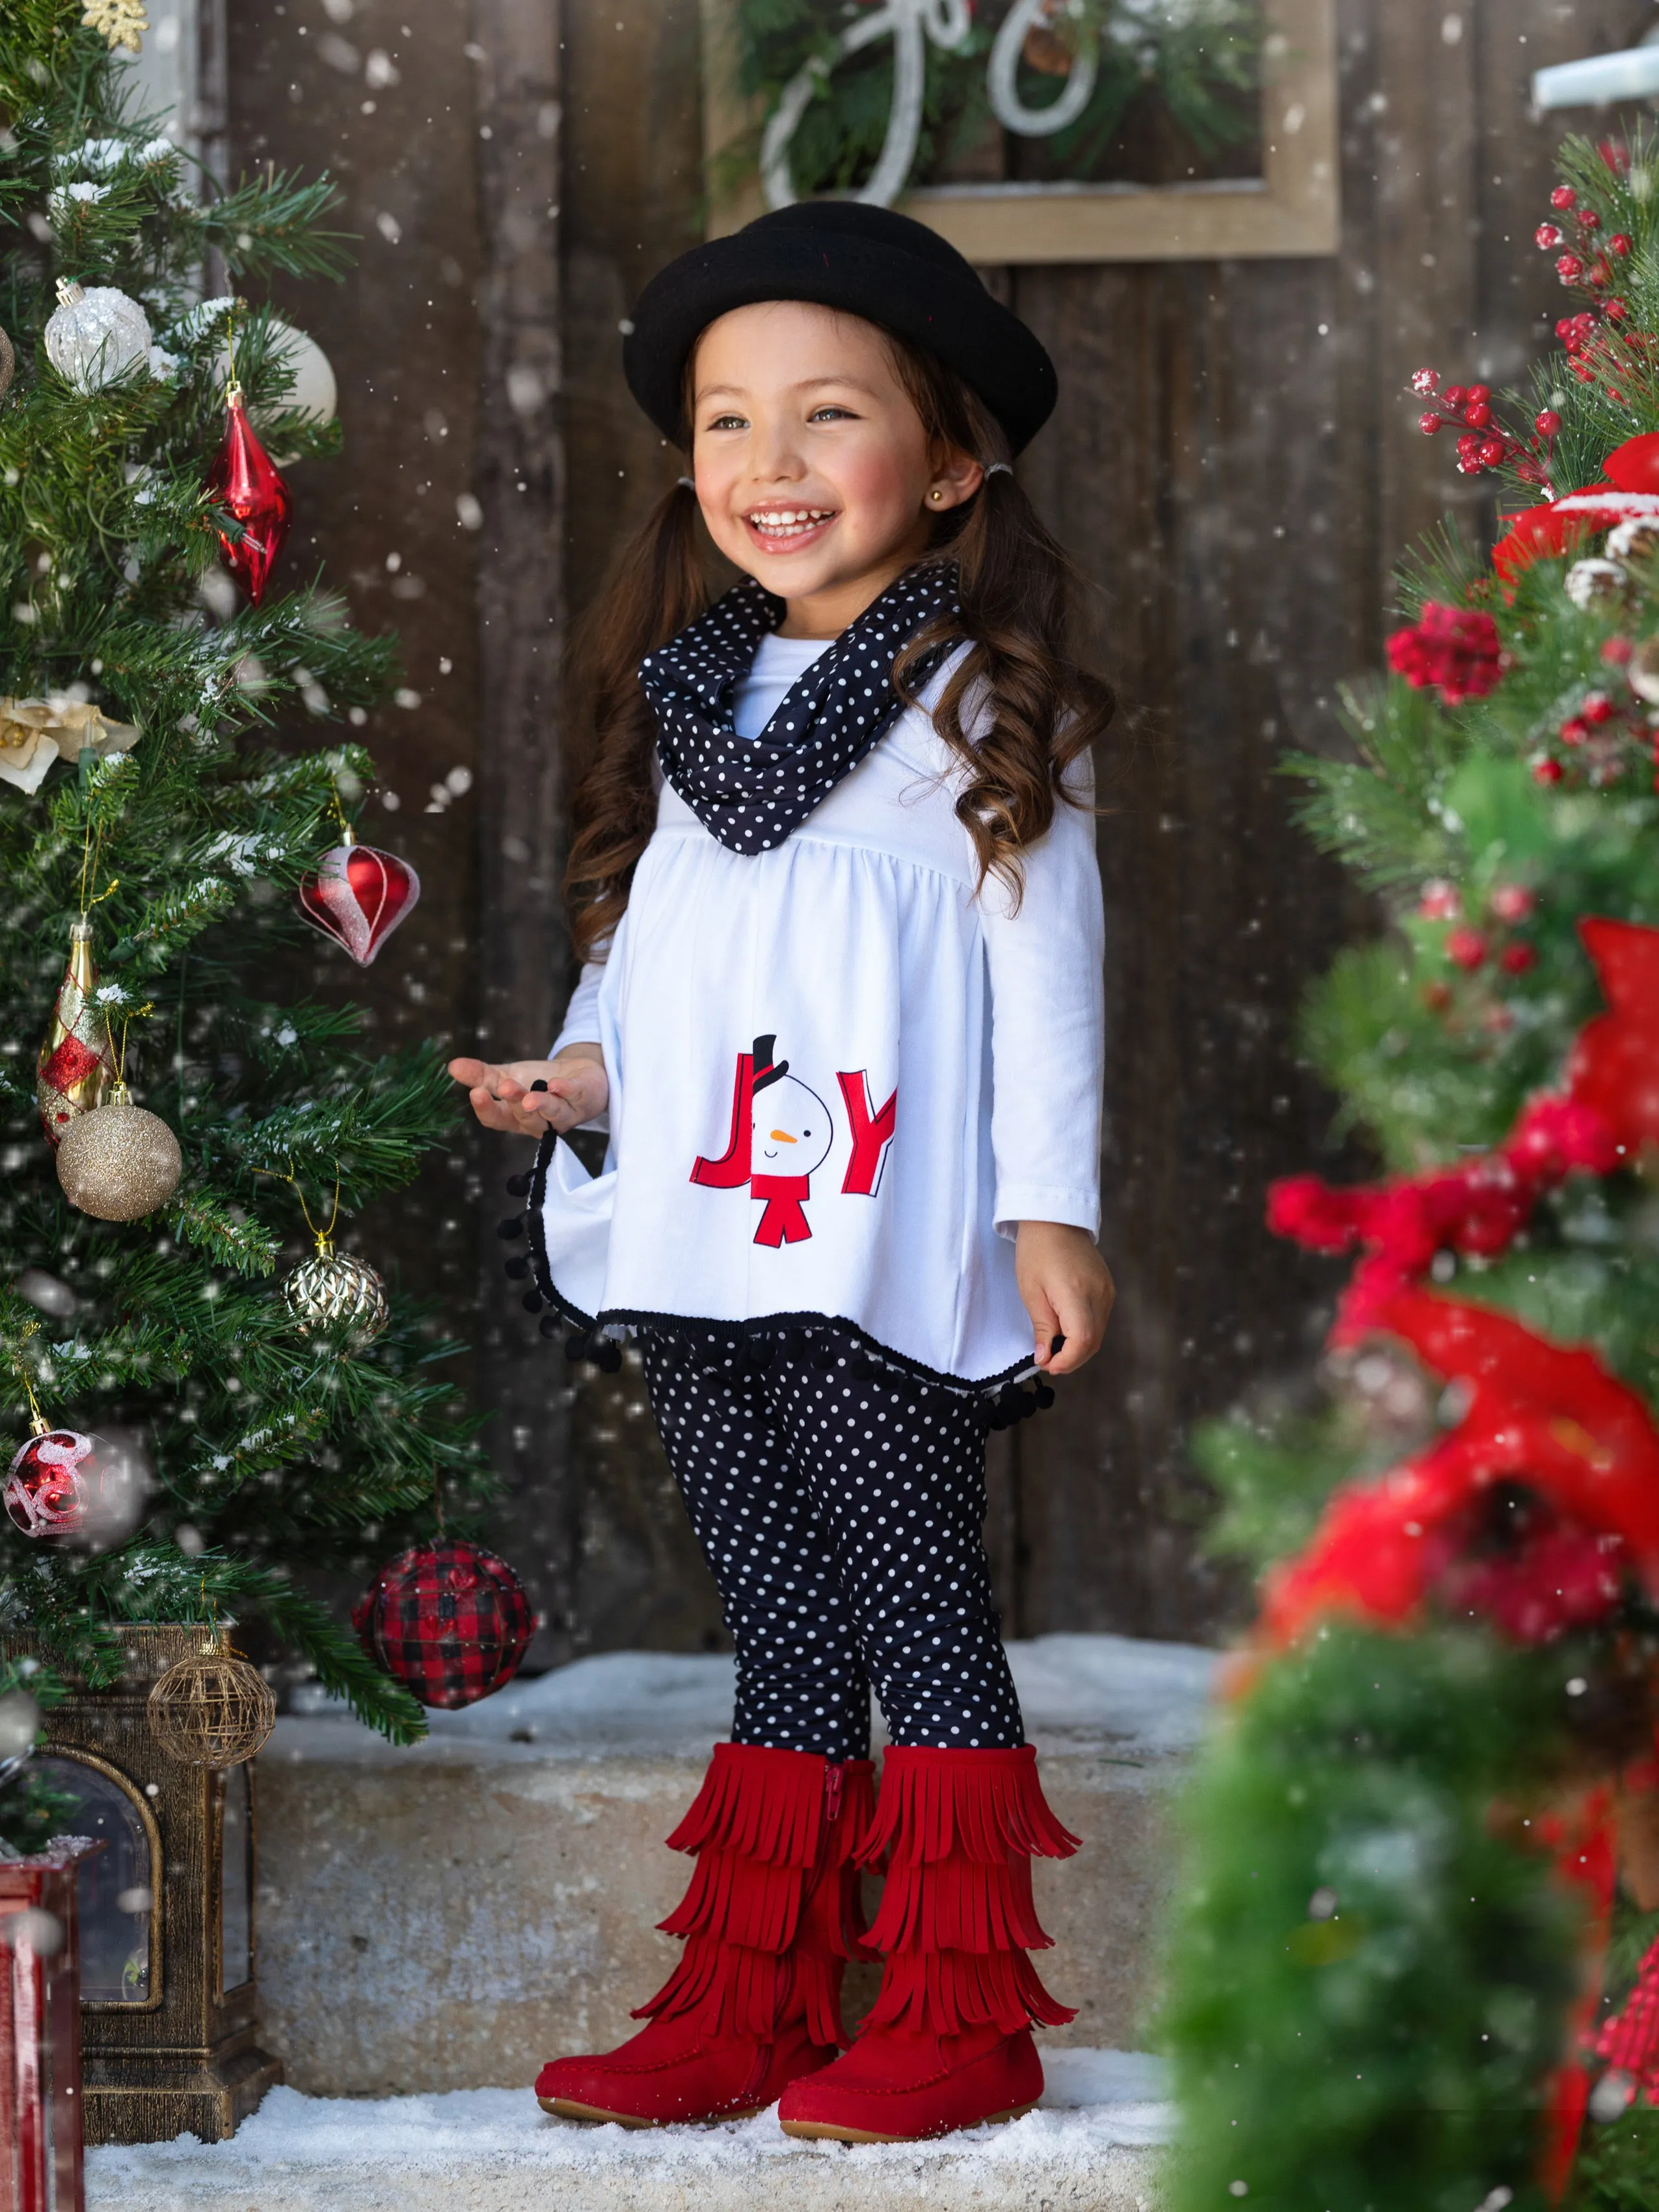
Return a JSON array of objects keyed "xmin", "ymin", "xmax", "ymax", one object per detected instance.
[{"xmin": 689, "ymin": 301, "xmax": 982, "ymax": 638}]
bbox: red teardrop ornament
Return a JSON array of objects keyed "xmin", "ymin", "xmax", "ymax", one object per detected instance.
[
  {"xmin": 208, "ymin": 384, "xmax": 291, "ymax": 606},
  {"xmin": 297, "ymin": 837, "xmax": 421, "ymax": 965}
]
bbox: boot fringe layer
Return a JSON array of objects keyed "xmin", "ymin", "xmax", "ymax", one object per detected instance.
[
  {"xmin": 865, "ymin": 1947, "xmax": 1078, "ymax": 2034},
  {"xmin": 669, "ymin": 1741, "xmax": 872, "ymax": 1867},
  {"xmin": 639, "ymin": 1744, "xmax": 874, "ymax": 2044},
  {"xmin": 867, "ymin": 1848, "xmax": 1051, "ymax": 1956},
  {"xmin": 859, "ymin": 1744, "xmax": 1081, "ymax": 1868}
]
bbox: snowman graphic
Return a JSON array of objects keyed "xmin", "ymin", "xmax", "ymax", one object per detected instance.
[
  {"xmin": 691, "ymin": 1034, "xmax": 831, "ymax": 1246},
  {"xmin": 749, "ymin": 1038, "xmax": 832, "ymax": 1245}
]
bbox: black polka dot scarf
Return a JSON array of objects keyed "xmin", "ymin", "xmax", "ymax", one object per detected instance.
[{"xmin": 637, "ymin": 560, "xmax": 961, "ymax": 854}]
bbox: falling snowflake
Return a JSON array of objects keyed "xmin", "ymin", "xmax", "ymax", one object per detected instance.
[{"xmin": 81, "ymin": 0, "xmax": 150, "ymax": 53}]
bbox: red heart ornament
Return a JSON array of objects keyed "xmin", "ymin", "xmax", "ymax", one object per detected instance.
[{"xmin": 297, "ymin": 839, "xmax": 420, "ymax": 966}]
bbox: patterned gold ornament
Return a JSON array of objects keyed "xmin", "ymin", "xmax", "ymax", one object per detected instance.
[
  {"xmin": 148, "ymin": 1645, "xmax": 276, "ymax": 1769},
  {"xmin": 281, "ymin": 1236, "xmax": 390, "ymax": 1344},
  {"xmin": 80, "ymin": 0, "xmax": 149, "ymax": 53},
  {"xmin": 0, "ymin": 696, "xmax": 140, "ymax": 796},
  {"xmin": 56, "ymin": 1083, "xmax": 182, "ymax": 1221},
  {"xmin": 36, "ymin": 921, "xmax": 116, "ymax": 1148}
]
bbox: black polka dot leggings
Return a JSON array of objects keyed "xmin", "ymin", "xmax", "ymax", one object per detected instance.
[{"xmin": 638, "ymin": 1332, "xmax": 1025, "ymax": 1762}]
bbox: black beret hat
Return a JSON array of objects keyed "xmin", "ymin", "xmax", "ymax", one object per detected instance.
[{"xmin": 623, "ymin": 200, "xmax": 1058, "ymax": 455}]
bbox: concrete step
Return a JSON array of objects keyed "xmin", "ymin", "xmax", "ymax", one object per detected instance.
[
  {"xmin": 251, "ymin": 1634, "xmax": 1215, "ymax": 2098},
  {"xmin": 85, "ymin": 2049, "xmax": 1170, "ymax": 2212}
]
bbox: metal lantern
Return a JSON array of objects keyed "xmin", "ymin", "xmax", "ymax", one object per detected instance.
[
  {"xmin": 1, "ymin": 1627, "xmax": 280, "ymax": 2144},
  {"xmin": 0, "ymin": 1839, "xmax": 98, "ymax": 2212}
]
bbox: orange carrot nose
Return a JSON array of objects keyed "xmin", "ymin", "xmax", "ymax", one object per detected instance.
[{"xmin": 769, "ymin": 1130, "xmax": 798, "ymax": 1143}]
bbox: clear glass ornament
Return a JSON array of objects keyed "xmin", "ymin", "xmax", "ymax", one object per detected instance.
[{"xmin": 44, "ymin": 278, "xmax": 152, "ymax": 394}]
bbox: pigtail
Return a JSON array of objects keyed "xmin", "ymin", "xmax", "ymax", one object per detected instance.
[
  {"xmin": 888, "ymin": 355, "xmax": 1114, "ymax": 910},
  {"xmin": 565, "ymin": 478, "xmax": 709, "ymax": 963}
]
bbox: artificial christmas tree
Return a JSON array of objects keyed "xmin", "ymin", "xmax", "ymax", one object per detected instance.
[
  {"xmin": 0, "ymin": 8, "xmax": 491, "ymax": 1766},
  {"xmin": 1164, "ymin": 126, "xmax": 1659, "ymax": 2212}
]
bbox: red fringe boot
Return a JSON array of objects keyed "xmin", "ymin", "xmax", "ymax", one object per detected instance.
[
  {"xmin": 777, "ymin": 1744, "xmax": 1080, "ymax": 2142},
  {"xmin": 535, "ymin": 1741, "xmax": 874, "ymax": 2125}
]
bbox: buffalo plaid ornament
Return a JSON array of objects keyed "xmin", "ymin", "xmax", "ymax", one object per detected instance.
[{"xmin": 352, "ymin": 1540, "xmax": 534, "ymax": 1708}]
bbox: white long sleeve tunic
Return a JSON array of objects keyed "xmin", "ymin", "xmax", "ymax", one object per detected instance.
[{"xmin": 533, "ymin": 645, "xmax": 1105, "ymax": 1392}]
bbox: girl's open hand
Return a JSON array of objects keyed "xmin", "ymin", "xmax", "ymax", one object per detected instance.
[
  {"xmin": 1015, "ymin": 1221, "xmax": 1114, "ymax": 1377},
  {"xmin": 448, "ymin": 1046, "xmax": 609, "ymax": 1140}
]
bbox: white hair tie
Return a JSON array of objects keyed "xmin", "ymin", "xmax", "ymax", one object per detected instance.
[
  {"xmin": 677, "ymin": 475, "xmax": 695, "ymax": 491},
  {"xmin": 984, "ymin": 463, "xmax": 1013, "ymax": 478}
]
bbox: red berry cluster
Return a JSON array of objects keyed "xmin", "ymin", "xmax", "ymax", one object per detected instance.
[
  {"xmin": 1414, "ymin": 880, "xmax": 1539, "ymax": 1023},
  {"xmin": 1412, "ymin": 152, "xmax": 1640, "ymax": 474},
  {"xmin": 1537, "ymin": 172, "xmax": 1639, "ymax": 402},
  {"xmin": 1531, "ymin": 636, "xmax": 1659, "ymax": 790},
  {"xmin": 1537, "ymin": 182, "xmax": 1633, "ymax": 298},
  {"xmin": 1412, "ymin": 370, "xmax": 1558, "ymax": 483}
]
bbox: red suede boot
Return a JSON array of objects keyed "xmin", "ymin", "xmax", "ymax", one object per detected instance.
[
  {"xmin": 536, "ymin": 1742, "xmax": 872, "ymax": 2126},
  {"xmin": 777, "ymin": 1744, "xmax": 1079, "ymax": 2142}
]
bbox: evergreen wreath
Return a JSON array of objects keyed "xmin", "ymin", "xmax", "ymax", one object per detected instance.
[
  {"xmin": 723, "ymin": 0, "xmax": 1261, "ymax": 203},
  {"xmin": 1165, "ymin": 124, "xmax": 1659, "ymax": 2212}
]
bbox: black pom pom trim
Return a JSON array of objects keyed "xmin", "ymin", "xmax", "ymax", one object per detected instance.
[
  {"xmin": 521, "ymin": 1290, "xmax": 545, "ymax": 1314},
  {"xmin": 538, "ymin": 1313, "xmax": 563, "ymax": 1339},
  {"xmin": 506, "ymin": 1172, "xmax": 532, "ymax": 1198},
  {"xmin": 565, "ymin": 1332, "xmax": 591, "ymax": 1363},
  {"xmin": 496, "ymin": 1215, "xmax": 526, "ymax": 1241},
  {"xmin": 1034, "ymin": 1382, "xmax": 1055, "ymax": 1409},
  {"xmin": 593, "ymin": 1338, "xmax": 623, "ymax": 1374},
  {"xmin": 504, "ymin": 1256, "xmax": 530, "ymax": 1281}
]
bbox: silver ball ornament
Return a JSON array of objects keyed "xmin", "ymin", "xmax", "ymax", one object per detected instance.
[
  {"xmin": 282, "ymin": 1238, "xmax": 390, "ymax": 1344},
  {"xmin": 44, "ymin": 278, "xmax": 152, "ymax": 394},
  {"xmin": 56, "ymin": 1090, "xmax": 182, "ymax": 1220}
]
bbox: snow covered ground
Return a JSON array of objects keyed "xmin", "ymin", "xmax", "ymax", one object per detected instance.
[
  {"xmin": 285, "ymin": 1632, "xmax": 1217, "ymax": 1760},
  {"xmin": 85, "ymin": 2049, "xmax": 1170, "ymax": 2212}
]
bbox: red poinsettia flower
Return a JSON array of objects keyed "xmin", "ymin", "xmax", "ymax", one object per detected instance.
[
  {"xmin": 1386, "ymin": 603, "xmax": 1505, "ymax": 701},
  {"xmin": 1569, "ymin": 917, "xmax": 1659, "ymax": 1163}
]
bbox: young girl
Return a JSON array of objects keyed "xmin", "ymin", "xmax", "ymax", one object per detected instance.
[{"xmin": 451, "ymin": 199, "xmax": 1114, "ymax": 2143}]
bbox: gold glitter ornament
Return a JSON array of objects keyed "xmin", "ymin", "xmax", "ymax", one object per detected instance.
[
  {"xmin": 55, "ymin": 1082, "xmax": 182, "ymax": 1221},
  {"xmin": 148, "ymin": 1644, "xmax": 276, "ymax": 1768},
  {"xmin": 281, "ymin": 1236, "xmax": 390, "ymax": 1344}
]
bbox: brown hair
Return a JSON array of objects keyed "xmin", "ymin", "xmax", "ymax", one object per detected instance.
[{"xmin": 562, "ymin": 326, "xmax": 1113, "ymax": 964}]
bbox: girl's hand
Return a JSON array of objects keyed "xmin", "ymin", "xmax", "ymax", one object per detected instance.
[
  {"xmin": 447, "ymin": 1045, "xmax": 609, "ymax": 1140},
  {"xmin": 1015, "ymin": 1221, "xmax": 1114, "ymax": 1378}
]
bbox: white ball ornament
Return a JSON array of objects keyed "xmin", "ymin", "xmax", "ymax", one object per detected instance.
[
  {"xmin": 44, "ymin": 278, "xmax": 152, "ymax": 394},
  {"xmin": 215, "ymin": 317, "xmax": 336, "ymax": 453},
  {"xmin": 1563, "ymin": 557, "xmax": 1628, "ymax": 612}
]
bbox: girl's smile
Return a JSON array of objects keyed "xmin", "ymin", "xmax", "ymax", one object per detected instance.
[{"xmin": 744, "ymin": 505, "xmax": 840, "ymax": 556}]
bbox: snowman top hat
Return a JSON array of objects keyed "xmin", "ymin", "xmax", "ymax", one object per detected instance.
[{"xmin": 752, "ymin": 1035, "xmax": 790, "ymax": 1094}]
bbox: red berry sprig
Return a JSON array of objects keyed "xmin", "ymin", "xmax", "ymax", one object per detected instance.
[{"xmin": 1410, "ymin": 370, "xmax": 1558, "ymax": 484}]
